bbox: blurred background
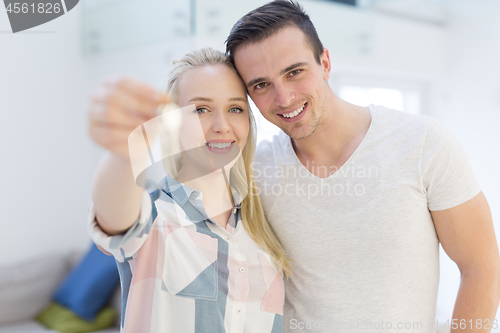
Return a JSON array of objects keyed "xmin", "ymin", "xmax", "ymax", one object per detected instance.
[{"xmin": 1, "ymin": 0, "xmax": 499, "ymax": 328}]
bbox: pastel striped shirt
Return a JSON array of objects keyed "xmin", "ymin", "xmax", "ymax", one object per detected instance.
[{"xmin": 88, "ymin": 176, "xmax": 284, "ymax": 333}]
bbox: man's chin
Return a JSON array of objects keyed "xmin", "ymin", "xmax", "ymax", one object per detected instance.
[
  {"xmin": 283, "ymin": 126, "xmax": 317, "ymax": 141},
  {"xmin": 284, "ymin": 113, "xmax": 322, "ymax": 141}
]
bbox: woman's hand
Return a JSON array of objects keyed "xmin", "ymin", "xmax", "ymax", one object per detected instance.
[{"xmin": 88, "ymin": 76, "xmax": 169, "ymax": 160}]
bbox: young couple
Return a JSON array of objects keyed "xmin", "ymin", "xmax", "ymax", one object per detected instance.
[{"xmin": 88, "ymin": 1, "xmax": 499, "ymax": 332}]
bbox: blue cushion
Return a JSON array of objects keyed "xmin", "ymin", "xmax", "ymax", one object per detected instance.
[{"xmin": 54, "ymin": 243, "xmax": 120, "ymax": 321}]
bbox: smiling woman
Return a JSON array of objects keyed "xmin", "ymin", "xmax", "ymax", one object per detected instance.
[{"xmin": 88, "ymin": 47, "xmax": 291, "ymax": 333}]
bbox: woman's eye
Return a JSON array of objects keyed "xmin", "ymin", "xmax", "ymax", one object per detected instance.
[
  {"xmin": 195, "ymin": 107, "xmax": 209, "ymax": 114},
  {"xmin": 229, "ymin": 107, "xmax": 244, "ymax": 113}
]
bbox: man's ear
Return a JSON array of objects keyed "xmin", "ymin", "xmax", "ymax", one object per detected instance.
[{"xmin": 320, "ymin": 48, "xmax": 331, "ymax": 81}]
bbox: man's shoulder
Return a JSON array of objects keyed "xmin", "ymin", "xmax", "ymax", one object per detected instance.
[
  {"xmin": 370, "ymin": 105, "xmax": 440, "ymax": 140},
  {"xmin": 372, "ymin": 105, "xmax": 434, "ymax": 128}
]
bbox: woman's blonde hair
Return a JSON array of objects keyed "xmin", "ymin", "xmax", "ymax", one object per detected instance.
[{"xmin": 162, "ymin": 47, "xmax": 292, "ymax": 276}]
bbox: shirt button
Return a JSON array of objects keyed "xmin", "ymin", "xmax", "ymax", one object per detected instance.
[
  {"xmin": 226, "ymin": 237, "xmax": 231, "ymax": 241},
  {"xmin": 239, "ymin": 267, "xmax": 245, "ymax": 273},
  {"xmin": 236, "ymin": 309, "xmax": 242, "ymax": 315}
]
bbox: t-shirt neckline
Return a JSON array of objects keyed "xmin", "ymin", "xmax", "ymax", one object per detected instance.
[{"xmin": 285, "ymin": 104, "xmax": 377, "ymax": 180}]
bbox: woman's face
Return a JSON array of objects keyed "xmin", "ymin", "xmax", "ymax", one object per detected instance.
[{"xmin": 175, "ymin": 64, "xmax": 249, "ymax": 175}]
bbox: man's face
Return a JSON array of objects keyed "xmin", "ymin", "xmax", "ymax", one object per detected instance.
[{"xmin": 234, "ymin": 26, "xmax": 331, "ymax": 140}]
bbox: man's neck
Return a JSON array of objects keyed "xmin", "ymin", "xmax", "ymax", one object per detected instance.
[{"xmin": 291, "ymin": 92, "xmax": 372, "ymax": 178}]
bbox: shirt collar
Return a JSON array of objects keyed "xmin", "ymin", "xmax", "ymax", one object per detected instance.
[
  {"xmin": 157, "ymin": 175, "xmax": 242, "ymax": 222},
  {"xmin": 159, "ymin": 176, "xmax": 196, "ymax": 206},
  {"xmin": 229, "ymin": 186, "xmax": 242, "ymax": 208}
]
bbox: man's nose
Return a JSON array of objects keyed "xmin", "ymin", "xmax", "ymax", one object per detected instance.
[
  {"xmin": 274, "ymin": 82, "xmax": 295, "ymax": 108},
  {"xmin": 212, "ymin": 111, "xmax": 231, "ymax": 133}
]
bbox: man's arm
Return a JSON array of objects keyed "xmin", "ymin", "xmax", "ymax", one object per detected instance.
[{"xmin": 432, "ymin": 191, "xmax": 500, "ymax": 332}]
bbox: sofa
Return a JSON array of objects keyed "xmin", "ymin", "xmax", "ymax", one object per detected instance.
[{"xmin": 0, "ymin": 249, "xmax": 121, "ymax": 333}]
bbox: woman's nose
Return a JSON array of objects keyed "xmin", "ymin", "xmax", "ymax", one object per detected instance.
[{"xmin": 212, "ymin": 111, "xmax": 231, "ymax": 134}]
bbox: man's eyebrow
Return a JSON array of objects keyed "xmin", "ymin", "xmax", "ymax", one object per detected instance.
[
  {"xmin": 188, "ymin": 97, "xmax": 212, "ymax": 102},
  {"xmin": 246, "ymin": 62, "xmax": 308, "ymax": 88},
  {"xmin": 280, "ymin": 62, "xmax": 307, "ymax": 75}
]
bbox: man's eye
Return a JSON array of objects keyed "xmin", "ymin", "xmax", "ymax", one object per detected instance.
[
  {"xmin": 229, "ymin": 107, "xmax": 244, "ymax": 113},
  {"xmin": 195, "ymin": 107, "xmax": 209, "ymax": 114},
  {"xmin": 255, "ymin": 82, "xmax": 268, "ymax": 90},
  {"xmin": 289, "ymin": 69, "xmax": 302, "ymax": 76}
]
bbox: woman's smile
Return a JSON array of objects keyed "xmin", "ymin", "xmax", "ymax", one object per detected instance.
[{"xmin": 206, "ymin": 139, "xmax": 236, "ymax": 154}]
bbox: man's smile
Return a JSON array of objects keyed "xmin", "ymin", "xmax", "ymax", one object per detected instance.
[{"xmin": 277, "ymin": 102, "xmax": 308, "ymax": 122}]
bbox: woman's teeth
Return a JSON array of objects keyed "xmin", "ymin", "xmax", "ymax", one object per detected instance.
[
  {"xmin": 282, "ymin": 104, "xmax": 305, "ymax": 118},
  {"xmin": 208, "ymin": 142, "xmax": 232, "ymax": 149}
]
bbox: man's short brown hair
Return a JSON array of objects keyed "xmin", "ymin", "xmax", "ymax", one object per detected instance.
[{"xmin": 225, "ymin": 0, "xmax": 324, "ymax": 65}]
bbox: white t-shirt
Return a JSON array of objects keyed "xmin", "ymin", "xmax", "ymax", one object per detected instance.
[{"xmin": 253, "ymin": 105, "xmax": 481, "ymax": 333}]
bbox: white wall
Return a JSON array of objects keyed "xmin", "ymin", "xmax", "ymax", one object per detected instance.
[
  {"xmin": 0, "ymin": 5, "xmax": 98, "ymax": 264},
  {"xmin": 429, "ymin": 13, "xmax": 500, "ymax": 324},
  {"xmin": 303, "ymin": 1, "xmax": 448, "ymax": 79}
]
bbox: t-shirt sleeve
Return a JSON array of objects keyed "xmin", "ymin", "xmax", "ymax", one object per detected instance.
[
  {"xmin": 87, "ymin": 190, "xmax": 155, "ymax": 262},
  {"xmin": 421, "ymin": 119, "xmax": 481, "ymax": 211}
]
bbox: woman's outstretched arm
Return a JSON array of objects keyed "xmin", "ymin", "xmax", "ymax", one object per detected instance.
[{"xmin": 88, "ymin": 76, "xmax": 169, "ymax": 235}]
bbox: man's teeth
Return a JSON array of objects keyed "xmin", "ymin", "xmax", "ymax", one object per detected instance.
[
  {"xmin": 208, "ymin": 142, "xmax": 232, "ymax": 149},
  {"xmin": 282, "ymin": 104, "xmax": 305, "ymax": 118}
]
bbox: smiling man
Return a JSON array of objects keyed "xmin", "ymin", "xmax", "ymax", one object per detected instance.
[{"xmin": 226, "ymin": 1, "xmax": 500, "ymax": 332}]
